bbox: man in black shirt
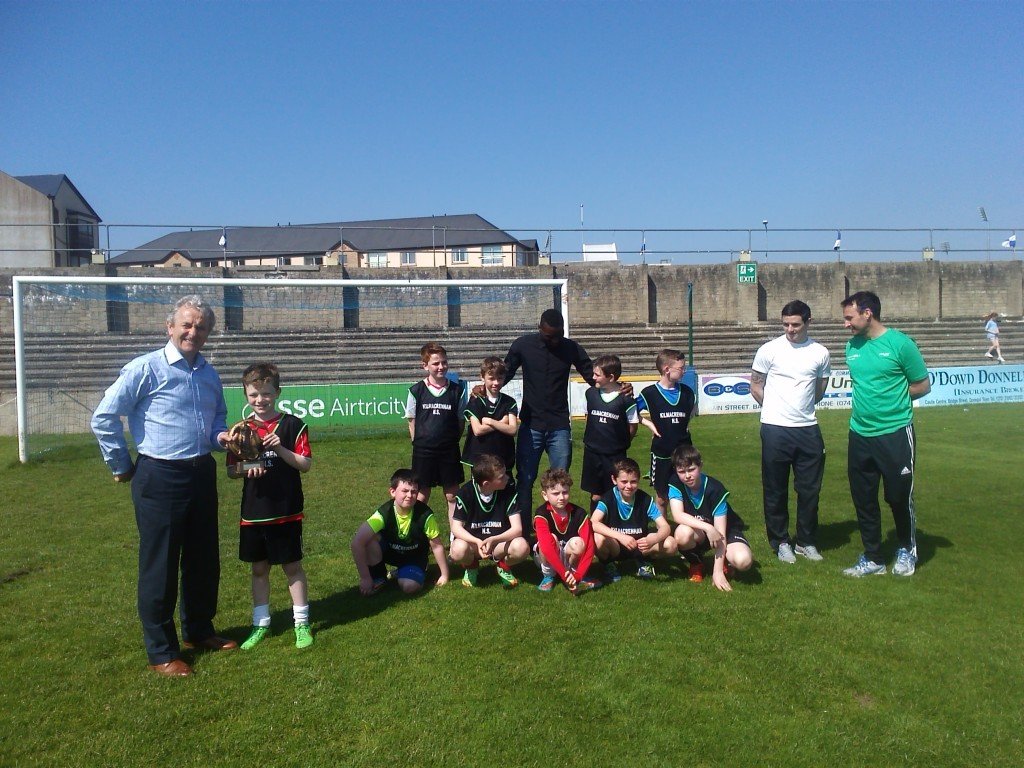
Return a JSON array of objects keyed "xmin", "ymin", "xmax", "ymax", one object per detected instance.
[{"xmin": 503, "ymin": 309, "xmax": 595, "ymax": 525}]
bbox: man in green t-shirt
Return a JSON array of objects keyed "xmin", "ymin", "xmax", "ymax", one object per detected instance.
[{"xmin": 840, "ymin": 291, "xmax": 931, "ymax": 578}]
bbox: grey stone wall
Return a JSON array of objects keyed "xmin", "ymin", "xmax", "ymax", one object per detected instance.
[{"xmin": 2, "ymin": 260, "xmax": 1021, "ymax": 338}]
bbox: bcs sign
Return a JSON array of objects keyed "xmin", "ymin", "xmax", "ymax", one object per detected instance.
[{"xmin": 699, "ymin": 374, "xmax": 758, "ymax": 414}]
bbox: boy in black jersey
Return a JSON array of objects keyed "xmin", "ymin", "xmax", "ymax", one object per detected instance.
[
  {"xmin": 351, "ymin": 469, "xmax": 450, "ymax": 596},
  {"xmin": 533, "ymin": 469, "xmax": 600, "ymax": 594},
  {"xmin": 668, "ymin": 445, "xmax": 753, "ymax": 592},
  {"xmin": 404, "ymin": 342, "xmax": 468, "ymax": 530},
  {"xmin": 636, "ymin": 349, "xmax": 697, "ymax": 516},
  {"xmin": 592, "ymin": 458, "xmax": 676, "ymax": 582},
  {"xmin": 451, "ymin": 454, "xmax": 529, "ymax": 588},
  {"xmin": 462, "ymin": 357, "xmax": 519, "ymax": 473},
  {"xmin": 581, "ymin": 355, "xmax": 640, "ymax": 509},
  {"xmin": 228, "ymin": 363, "xmax": 314, "ymax": 650}
]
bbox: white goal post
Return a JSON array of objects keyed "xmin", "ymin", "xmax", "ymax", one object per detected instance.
[{"xmin": 12, "ymin": 274, "xmax": 569, "ymax": 463}]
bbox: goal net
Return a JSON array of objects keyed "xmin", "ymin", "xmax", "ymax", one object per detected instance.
[{"xmin": 10, "ymin": 275, "xmax": 568, "ymax": 462}]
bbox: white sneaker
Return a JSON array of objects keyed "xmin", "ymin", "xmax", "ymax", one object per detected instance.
[
  {"xmin": 795, "ymin": 544, "xmax": 824, "ymax": 561},
  {"xmin": 777, "ymin": 542, "xmax": 796, "ymax": 564},
  {"xmin": 998, "ymin": 357, "xmax": 1007, "ymax": 363},
  {"xmin": 892, "ymin": 547, "xmax": 917, "ymax": 576},
  {"xmin": 985, "ymin": 352, "xmax": 995, "ymax": 358},
  {"xmin": 843, "ymin": 554, "xmax": 886, "ymax": 577}
]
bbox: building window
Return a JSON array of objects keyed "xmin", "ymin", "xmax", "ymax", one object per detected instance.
[
  {"xmin": 367, "ymin": 251, "xmax": 388, "ymax": 268},
  {"xmin": 304, "ymin": 256, "xmax": 323, "ymax": 266},
  {"xmin": 451, "ymin": 248, "xmax": 468, "ymax": 264},
  {"xmin": 401, "ymin": 251, "xmax": 416, "ymax": 266},
  {"xmin": 481, "ymin": 245, "xmax": 503, "ymax": 266}
]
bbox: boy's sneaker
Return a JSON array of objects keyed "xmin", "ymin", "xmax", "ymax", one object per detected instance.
[
  {"xmin": 843, "ymin": 554, "xmax": 887, "ymax": 577},
  {"xmin": 240, "ymin": 625, "xmax": 269, "ymax": 651},
  {"xmin": 495, "ymin": 563, "xmax": 519, "ymax": 588},
  {"xmin": 892, "ymin": 547, "xmax": 917, "ymax": 577},
  {"xmin": 370, "ymin": 577, "xmax": 388, "ymax": 594},
  {"xmin": 461, "ymin": 567, "xmax": 479, "ymax": 588},
  {"xmin": 688, "ymin": 561, "xmax": 705, "ymax": 583},
  {"xmin": 795, "ymin": 544, "xmax": 824, "ymax": 562},
  {"xmin": 985, "ymin": 351, "xmax": 995, "ymax": 358},
  {"xmin": 537, "ymin": 574, "xmax": 557, "ymax": 592},
  {"xmin": 573, "ymin": 577, "xmax": 601, "ymax": 594},
  {"xmin": 294, "ymin": 623, "xmax": 314, "ymax": 649},
  {"xmin": 604, "ymin": 561, "xmax": 622, "ymax": 583},
  {"xmin": 777, "ymin": 542, "xmax": 797, "ymax": 564},
  {"xmin": 636, "ymin": 561, "xmax": 656, "ymax": 579}
]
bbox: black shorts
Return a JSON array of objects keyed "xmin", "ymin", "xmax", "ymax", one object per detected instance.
[
  {"xmin": 650, "ymin": 454, "xmax": 676, "ymax": 498},
  {"xmin": 678, "ymin": 514, "xmax": 749, "ymax": 552},
  {"xmin": 239, "ymin": 521, "xmax": 303, "ymax": 565},
  {"xmin": 581, "ymin": 449, "xmax": 626, "ymax": 495},
  {"xmin": 412, "ymin": 447, "xmax": 464, "ymax": 490}
]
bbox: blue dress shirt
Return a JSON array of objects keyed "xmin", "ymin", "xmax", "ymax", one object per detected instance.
[{"xmin": 92, "ymin": 341, "xmax": 228, "ymax": 475}]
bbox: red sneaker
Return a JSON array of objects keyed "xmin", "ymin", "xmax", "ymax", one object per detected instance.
[{"xmin": 688, "ymin": 561, "xmax": 705, "ymax": 583}]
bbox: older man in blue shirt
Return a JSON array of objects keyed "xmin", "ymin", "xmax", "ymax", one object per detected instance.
[{"xmin": 92, "ymin": 295, "xmax": 235, "ymax": 677}]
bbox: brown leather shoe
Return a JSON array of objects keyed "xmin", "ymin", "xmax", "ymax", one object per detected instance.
[
  {"xmin": 182, "ymin": 635, "xmax": 239, "ymax": 651},
  {"xmin": 148, "ymin": 659, "xmax": 193, "ymax": 677}
]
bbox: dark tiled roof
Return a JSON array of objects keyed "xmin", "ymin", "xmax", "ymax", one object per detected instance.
[
  {"xmin": 14, "ymin": 174, "xmax": 102, "ymax": 221},
  {"xmin": 112, "ymin": 213, "xmax": 523, "ymax": 264}
]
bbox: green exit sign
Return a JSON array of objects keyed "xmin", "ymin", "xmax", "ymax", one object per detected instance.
[{"xmin": 737, "ymin": 262, "xmax": 758, "ymax": 284}]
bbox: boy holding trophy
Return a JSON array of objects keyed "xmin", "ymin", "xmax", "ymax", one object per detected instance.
[{"xmin": 226, "ymin": 363, "xmax": 314, "ymax": 649}]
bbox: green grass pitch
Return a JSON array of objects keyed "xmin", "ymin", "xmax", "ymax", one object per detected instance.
[{"xmin": 1, "ymin": 404, "xmax": 1021, "ymax": 767}]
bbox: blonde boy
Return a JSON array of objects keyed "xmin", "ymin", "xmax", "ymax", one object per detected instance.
[
  {"xmin": 635, "ymin": 349, "xmax": 697, "ymax": 514},
  {"xmin": 227, "ymin": 363, "xmax": 314, "ymax": 650}
]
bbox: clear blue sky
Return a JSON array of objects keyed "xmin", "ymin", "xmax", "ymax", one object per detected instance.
[{"xmin": 3, "ymin": 0, "xmax": 1021, "ymax": 262}]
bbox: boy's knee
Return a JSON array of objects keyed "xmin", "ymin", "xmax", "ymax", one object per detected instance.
[
  {"xmin": 728, "ymin": 546, "xmax": 753, "ymax": 571},
  {"xmin": 450, "ymin": 540, "xmax": 473, "ymax": 564},
  {"xmin": 281, "ymin": 560, "xmax": 304, "ymax": 578},
  {"xmin": 661, "ymin": 537, "xmax": 679, "ymax": 556},
  {"xmin": 507, "ymin": 537, "xmax": 530, "ymax": 562},
  {"xmin": 251, "ymin": 560, "xmax": 271, "ymax": 578},
  {"xmin": 675, "ymin": 526, "xmax": 697, "ymax": 548},
  {"xmin": 566, "ymin": 537, "xmax": 585, "ymax": 557}
]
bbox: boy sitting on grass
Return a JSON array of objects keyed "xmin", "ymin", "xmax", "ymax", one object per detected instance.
[
  {"xmin": 668, "ymin": 445, "xmax": 753, "ymax": 592},
  {"xmin": 581, "ymin": 354, "xmax": 639, "ymax": 510},
  {"xmin": 351, "ymin": 469, "xmax": 450, "ymax": 596},
  {"xmin": 451, "ymin": 454, "xmax": 529, "ymax": 588},
  {"xmin": 227, "ymin": 363, "xmax": 314, "ymax": 650},
  {"xmin": 533, "ymin": 469, "xmax": 600, "ymax": 594},
  {"xmin": 592, "ymin": 458, "xmax": 676, "ymax": 583}
]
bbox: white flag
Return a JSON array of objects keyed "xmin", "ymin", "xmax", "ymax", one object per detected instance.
[
  {"xmin": 218, "ymin": 232, "xmax": 227, "ymax": 248},
  {"xmin": 1002, "ymin": 233, "xmax": 1016, "ymax": 249},
  {"xmin": 833, "ymin": 231, "xmax": 841, "ymax": 250}
]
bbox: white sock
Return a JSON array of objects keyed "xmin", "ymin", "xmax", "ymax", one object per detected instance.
[
  {"xmin": 252, "ymin": 604, "xmax": 271, "ymax": 628},
  {"xmin": 293, "ymin": 604, "xmax": 309, "ymax": 626}
]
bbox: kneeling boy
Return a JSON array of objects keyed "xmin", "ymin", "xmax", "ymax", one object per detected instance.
[
  {"xmin": 592, "ymin": 458, "xmax": 677, "ymax": 582},
  {"xmin": 351, "ymin": 469, "xmax": 450, "ymax": 595},
  {"xmin": 451, "ymin": 454, "xmax": 529, "ymax": 588},
  {"xmin": 533, "ymin": 469, "xmax": 599, "ymax": 594},
  {"xmin": 668, "ymin": 445, "xmax": 753, "ymax": 591}
]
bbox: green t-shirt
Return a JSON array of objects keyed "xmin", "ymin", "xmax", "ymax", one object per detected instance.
[
  {"xmin": 367, "ymin": 505, "xmax": 441, "ymax": 541},
  {"xmin": 846, "ymin": 328, "xmax": 928, "ymax": 437}
]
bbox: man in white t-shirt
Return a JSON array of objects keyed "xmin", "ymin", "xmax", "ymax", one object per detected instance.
[{"xmin": 750, "ymin": 300, "xmax": 831, "ymax": 564}]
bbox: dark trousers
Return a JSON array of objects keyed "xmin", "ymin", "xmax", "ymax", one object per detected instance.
[
  {"xmin": 132, "ymin": 454, "xmax": 220, "ymax": 664},
  {"xmin": 761, "ymin": 423, "xmax": 826, "ymax": 551},
  {"xmin": 847, "ymin": 426, "xmax": 917, "ymax": 565}
]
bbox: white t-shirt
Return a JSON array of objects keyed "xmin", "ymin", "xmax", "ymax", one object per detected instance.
[{"xmin": 751, "ymin": 334, "xmax": 831, "ymax": 427}]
